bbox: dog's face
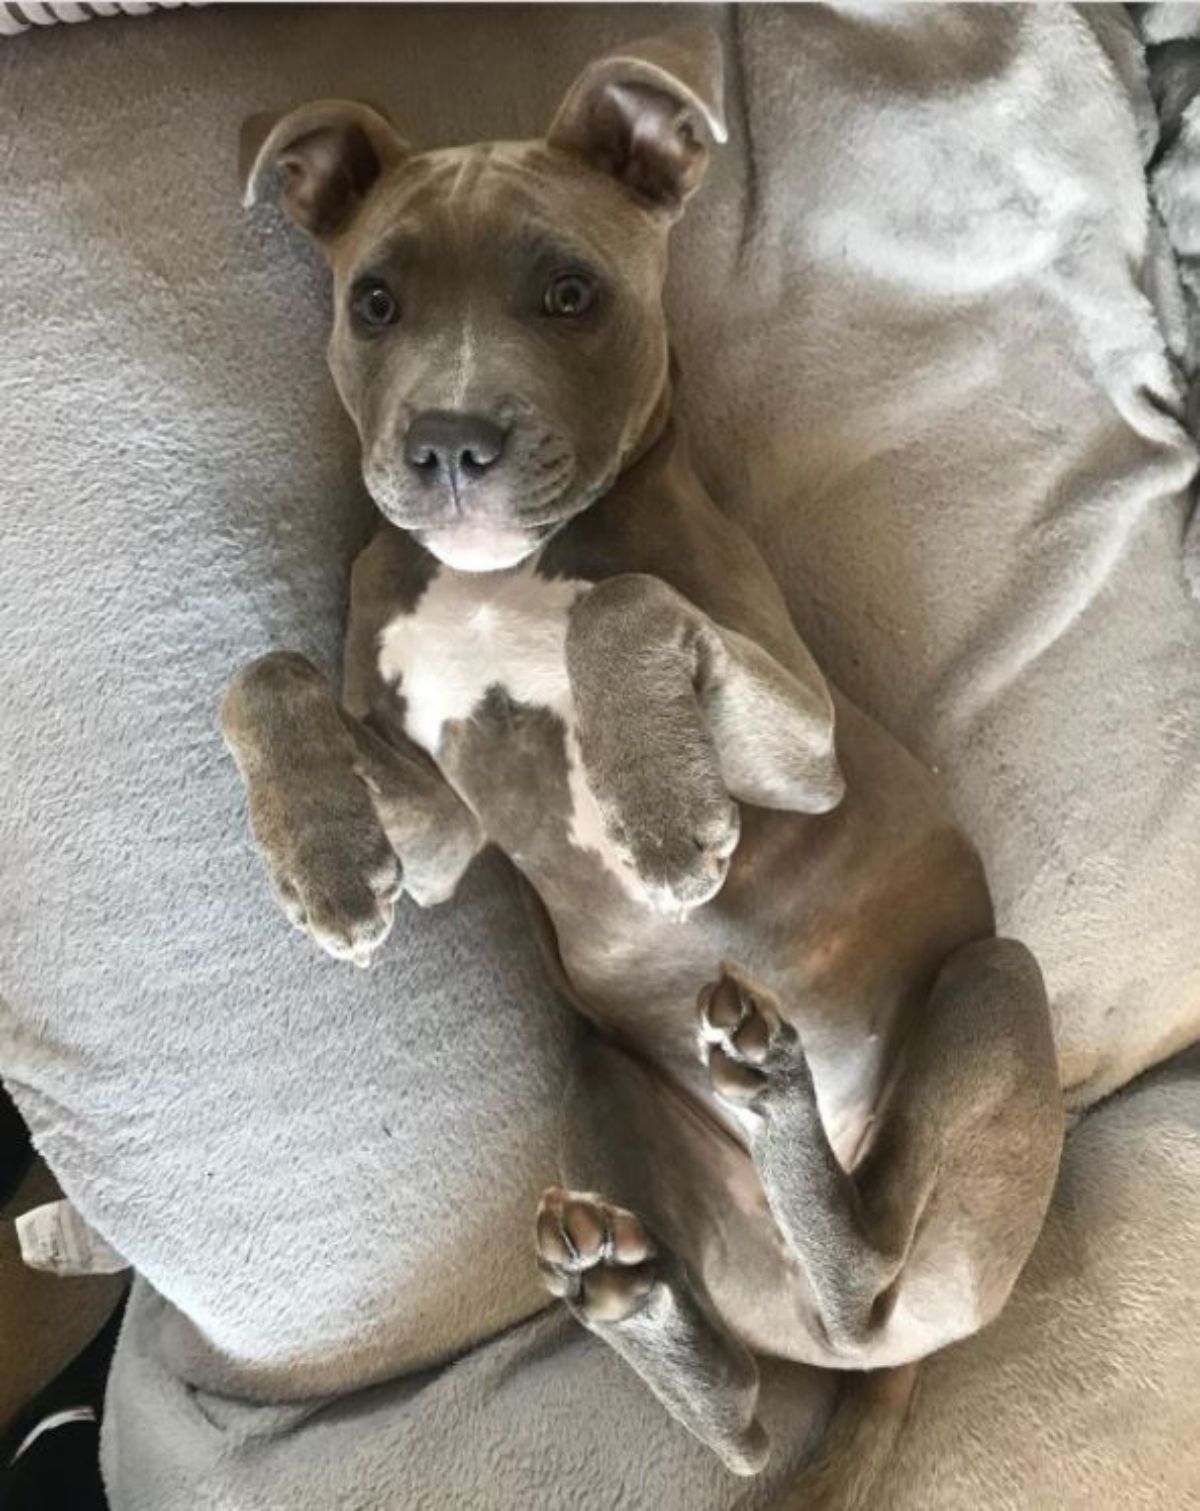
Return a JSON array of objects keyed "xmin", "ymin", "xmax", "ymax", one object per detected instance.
[
  {"xmin": 326, "ymin": 145, "xmax": 672, "ymax": 572},
  {"xmin": 243, "ymin": 28, "xmax": 726, "ymax": 571}
]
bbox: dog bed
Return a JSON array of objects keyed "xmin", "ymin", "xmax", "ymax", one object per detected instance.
[{"xmin": 2, "ymin": 5, "xmax": 1199, "ymax": 1506}]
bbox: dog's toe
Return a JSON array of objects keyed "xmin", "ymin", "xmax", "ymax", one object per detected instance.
[{"xmin": 708, "ymin": 1045, "xmax": 768, "ymax": 1104}]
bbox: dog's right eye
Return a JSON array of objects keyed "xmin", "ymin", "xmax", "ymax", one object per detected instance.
[{"xmin": 350, "ymin": 279, "xmax": 400, "ymax": 331}]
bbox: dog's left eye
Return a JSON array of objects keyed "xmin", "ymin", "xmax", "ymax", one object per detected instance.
[
  {"xmin": 543, "ymin": 273, "xmax": 596, "ymax": 319},
  {"xmin": 351, "ymin": 279, "xmax": 400, "ymax": 330}
]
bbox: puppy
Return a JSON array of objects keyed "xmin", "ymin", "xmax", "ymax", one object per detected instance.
[{"xmin": 223, "ymin": 27, "xmax": 1064, "ymax": 1484}]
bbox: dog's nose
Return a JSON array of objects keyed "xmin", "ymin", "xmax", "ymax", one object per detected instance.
[{"xmin": 404, "ymin": 410, "xmax": 507, "ymax": 481}]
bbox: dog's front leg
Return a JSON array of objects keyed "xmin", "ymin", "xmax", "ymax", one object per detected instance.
[
  {"xmin": 565, "ymin": 573, "xmax": 844, "ymax": 911},
  {"xmin": 220, "ymin": 653, "xmax": 482, "ymax": 965}
]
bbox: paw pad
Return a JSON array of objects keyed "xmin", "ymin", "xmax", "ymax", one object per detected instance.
[
  {"xmin": 535, "ymin": 1189, "xmax": 658, "ymax": 1323},
  {"xmin": 697, "ymin": 972, "xmax": 794, "ymax": 1105}
]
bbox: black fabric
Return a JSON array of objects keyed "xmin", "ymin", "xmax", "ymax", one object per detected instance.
[
  {"xmin": 1, "ymin": 1294, "xmax": 125, "ymax": 1507},
  {"xmin": 0, "ymin": 1079, "xmax": 33, "ymax": 1209},
  {"xmin": 0, "ymin": 1418, "xmax": 108, "ymax": 1510}
]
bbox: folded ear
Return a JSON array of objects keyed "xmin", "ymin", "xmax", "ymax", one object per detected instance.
[
  {"xmin": 240, "ymin": 100, "xmax": 408, "ymax": 241},
  {"xmin": 547, "ymin": 26, "xmax": 727, "ymax": 215}
]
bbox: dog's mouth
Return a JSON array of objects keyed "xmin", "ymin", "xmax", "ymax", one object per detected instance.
[
  {"xmin": 361, "ymin": 422, "xmax": 631, "ymax": 573},
  {"xmin": 414, "ymin": 520, "xmax": 560, "ymax": 574},
  {"xmin": 409, "ymin": 454, "xmax": 627, "ymax": 573},
  {"xmin": 366, "ymin": 456, "xmax": 619, "ymax": 573}
]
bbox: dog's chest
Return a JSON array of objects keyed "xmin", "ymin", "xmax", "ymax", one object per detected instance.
[
  {"xmin": 378, "ymin": 563, "xmax": 581, "ymax": 753},
  {"xmin": 376, "ymin": 563, "xmax": 634, "ymax": 883}
]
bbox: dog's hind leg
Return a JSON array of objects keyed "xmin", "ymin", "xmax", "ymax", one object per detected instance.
[
  {"xmin": 534, "ymin": 1035, "xmax": 785, "ymax": 1476},
  {"xmin": 535, "ymin": 1185, "xmax": 768, "ymax": 1476},
  {"xmin": 699, "ymin": 938, "xmax": 1064, "ymax": 1366}
]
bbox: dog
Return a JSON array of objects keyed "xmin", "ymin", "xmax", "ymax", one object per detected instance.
[{"xmin": 222, "ymin": 26, "xmax": 1064, "ymax": 1489}]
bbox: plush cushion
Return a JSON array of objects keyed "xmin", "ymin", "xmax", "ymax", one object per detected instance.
[{"xmin": 100, "ymin": 1048, "xmax": 1200, "ymax": 1510}]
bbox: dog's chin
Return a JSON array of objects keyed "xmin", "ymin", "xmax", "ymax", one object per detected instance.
[
  {"xmin": 372, "ymin": 463, "xmax": 616, "ymax": 574},
  {"xmin": 414, "ymin": 523, "xmax": 554, "ymax": 574}
]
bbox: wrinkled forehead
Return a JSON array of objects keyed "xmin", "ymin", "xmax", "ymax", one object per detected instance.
[{"xmin": 337, "ymin": 141, "xmax": 663, "ymax": 281}]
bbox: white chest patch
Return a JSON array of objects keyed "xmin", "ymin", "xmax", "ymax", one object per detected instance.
[{"xmin": 376, "ymin": 562, "xmax": 639, "ymax": 888}]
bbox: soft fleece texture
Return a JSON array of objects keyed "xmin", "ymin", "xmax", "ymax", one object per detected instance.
[
  {"xmin": 1141, "ymin": 1, "xmax": 1200, "ymax": 590},
  {"xmin": 1, "ymin": 4, "xmax": 1199, "ymax": 1507}
]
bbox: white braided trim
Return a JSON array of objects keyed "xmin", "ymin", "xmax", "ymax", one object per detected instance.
[{"xmin": 0, "ymin": 1, "xmax": 203, "ymax": 39}]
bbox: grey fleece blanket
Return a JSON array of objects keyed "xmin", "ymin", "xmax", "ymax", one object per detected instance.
[
  {"xmin": 1141, "ymin": 1, "xmax": 1200, "ymax": 588},
  {"xmin": 2, "ymin": 5, "xmax": 1199, "ymax": 1508}
]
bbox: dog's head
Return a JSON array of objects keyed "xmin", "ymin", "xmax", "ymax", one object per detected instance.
[{"xmin": 242, "ymin": 28, "xmax": 725, "ymax": 572}]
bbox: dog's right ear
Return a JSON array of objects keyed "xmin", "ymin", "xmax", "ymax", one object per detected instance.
[{"xmin": 240, "ymin": 101, "xmax": 408, "ymax": 242}]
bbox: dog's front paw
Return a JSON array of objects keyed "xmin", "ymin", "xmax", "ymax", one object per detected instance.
[
  {"xmin": 250, "ymin": 775, "xmax": 403, "ymax": 969},
  {"xmin": 605, "ymin": 782, "xmax": 740, "ymax": 916}
]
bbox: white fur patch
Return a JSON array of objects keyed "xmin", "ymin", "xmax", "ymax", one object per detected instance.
[
  {"xmin": 377, "ymin": 561, "xmax": 641, "ymax": 889},
  {"xmin": 419, "ymin": 524, "xmax": 544, "ymax": 574}
]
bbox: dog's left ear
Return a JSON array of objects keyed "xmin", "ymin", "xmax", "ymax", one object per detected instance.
[{"xmin": 548, "ymin": 26, "xmax": 727, "ymax": 216}]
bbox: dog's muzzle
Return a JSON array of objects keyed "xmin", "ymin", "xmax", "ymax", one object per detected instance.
[{"xmin": 364, "ymin": 406, "xmax": 584, "ymax": 572}]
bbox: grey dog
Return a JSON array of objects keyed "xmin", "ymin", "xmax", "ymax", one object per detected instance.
[{"xmin": 222, "ymin": 26, "xmax": 1064, "ymax": 1494}]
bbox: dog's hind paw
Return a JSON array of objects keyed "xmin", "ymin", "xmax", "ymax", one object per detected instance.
[
  {"xmin": 535, "ymin": 1189, "xmax": 657, "ymax": 1323},
  {"xmin": 534, "ymin": 1185, "xmax": 770, "ymax": 1477},
  {"xmin": 697, "ymin": 968, "xmax": 801, "ymax": 1107}
]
